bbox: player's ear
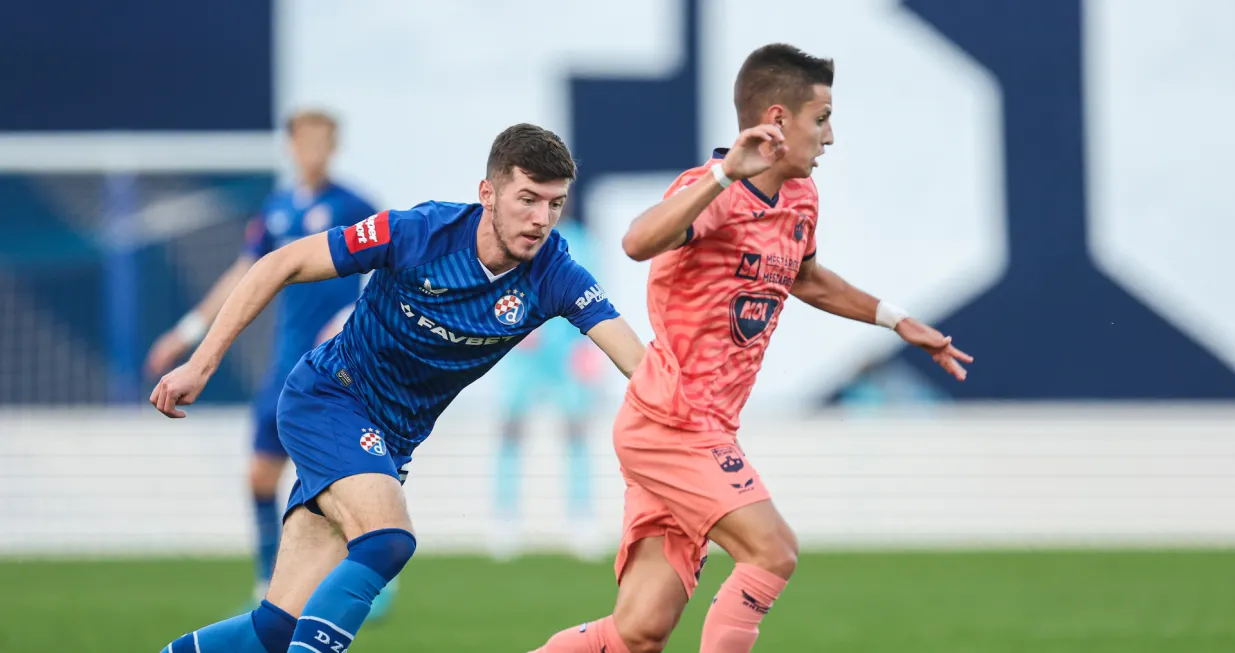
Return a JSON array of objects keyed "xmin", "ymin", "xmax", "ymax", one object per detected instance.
[
  {"xmin": 765, "ymin": 104, "xmax": 787, "ymax": 130},
  {"xmin": 478, "ymin": 178, "xmax": 495, "ymax": 212}
]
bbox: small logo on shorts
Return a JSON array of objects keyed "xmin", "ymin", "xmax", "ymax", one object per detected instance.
[
  {"xmin": 335, "ymin": 369, "xmax": 354, "ymax": 387},
  {"xmin": 712, "ymin": 445, "xmax": 745, "ymax": 474},
  {"xmin": 359, "ymin": 428, "xmax": 386, "ymax": 456},
  {"xmin": 695, "ymin": 555, "xmax": 709, "ymax": 581}
]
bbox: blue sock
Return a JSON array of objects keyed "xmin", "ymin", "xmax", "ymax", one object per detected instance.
[
  {"xmin": 162, "ymin": 600, "xmax": 295, "ymax": 653},
  {"xmin": 290, "ymin": 529, "xmax": 416, "ymax": 651},
  {"xmin": 496, "ymin": 435, "xmax": 520, "ymax": 518},
  {"xmin": 565, "ymin": 432, "xmax": 591, "ymax": 519},
  {"xmin": 254, "ymin": 495, "xmax": 281, "ymax": 584}
]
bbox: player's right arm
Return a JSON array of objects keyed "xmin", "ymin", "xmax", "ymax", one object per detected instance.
[
  {"xmin": 151, "ymin": 210, "xmax": 419, "ymax": 418},
  {"xmin": 620, "ymin": 124, "xmax": 786, "ymax": 261},
  {"xmin": 150, "ymin": 233, "xmax": 340, "ymax": 417}
]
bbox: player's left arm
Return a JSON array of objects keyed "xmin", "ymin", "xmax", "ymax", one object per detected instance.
[
  {"xmin": 545, "ymin": 246, "xmax": 645, "ymax": 378},
  {"xmin": 790, "ymin": 261, "xmax": 972, "ymax": 381},
  {"xmin": 150, "ymin": 233, "xmax": 343, "ymax": 417},
  {"xmin": 584, "ymin": 317, "xmax": 645, "ymax": 379}
]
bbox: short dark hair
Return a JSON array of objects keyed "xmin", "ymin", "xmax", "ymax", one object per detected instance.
[
  {"xmin": 284, "ymin": 109, "xmax": 338, "ymax": 135},
  {"xmin": 486, "ymin": 123, "xmax": 577, "ymax": 184},
  {"xmin": 734, "ymin": 44, "xmax": 835, "ymax": 129}
]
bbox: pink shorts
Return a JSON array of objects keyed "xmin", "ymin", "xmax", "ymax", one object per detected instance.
[{"xmin": 612, "ymin": 400, "xmax": 770, "ymax": 597}]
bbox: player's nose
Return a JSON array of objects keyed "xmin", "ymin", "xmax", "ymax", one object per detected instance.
[{"xmin": 530, "ymin": 206, "xmax": 551, "ymax": 227}]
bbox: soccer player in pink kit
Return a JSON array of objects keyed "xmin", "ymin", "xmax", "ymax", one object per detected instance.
[{"xmin": 529, "ymin": 44, "xmax": 973, "ymax": 653}]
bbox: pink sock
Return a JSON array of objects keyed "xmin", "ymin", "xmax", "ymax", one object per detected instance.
[
  {"xmin": 532, "ymin": 615, "xmax": 631, "ymax": 653},
  {"xmin": 699, "ymin": 563, "xmax": 788, "ymax": 653}
]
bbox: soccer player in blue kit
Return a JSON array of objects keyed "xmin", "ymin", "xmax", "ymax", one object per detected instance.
[
  {"xmin": 149, "ymin": 123, "xmax": 645, "ymax": 653},
  {"xmin": 144, "ymin": 109, "xmax": 399, "ymax": 617}
]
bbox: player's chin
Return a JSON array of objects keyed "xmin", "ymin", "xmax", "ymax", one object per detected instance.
[
  {"xmin": 788, "ymin": 164, "xmax": 814, "ymax": 178},
  {"xmin": 513, "ymin": 235, "xmax": 546, "ymax": 260},
  {"xmin": 784, "ymin": 158, "xmax": 816, "ymax": 178}
]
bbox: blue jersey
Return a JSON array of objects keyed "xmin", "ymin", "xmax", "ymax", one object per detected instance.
[
  {"xmin": 244, "ymin": 182, "xmax": 376, "ymax": 378},
  {"xmin": 306, "ymin": 201, "xmax": 619, "ymax": 455}
]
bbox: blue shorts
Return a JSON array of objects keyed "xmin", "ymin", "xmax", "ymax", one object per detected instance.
[
  {"xmin": 277, "ymin": 358, "xmax": 411, "ymax": 520},
  {"xmin": 251, "ymin": 373, "xmax": 287, "ymax": 457}
]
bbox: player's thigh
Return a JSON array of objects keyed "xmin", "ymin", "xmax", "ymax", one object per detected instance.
[
  {"xmin": 315, "ymin": 472, "xmax": 413, "ymax": 541},
  {"xmin": 612, "ymin": 537, "xmax": 690, "ymax": 651},
  {"xmin": 277, "ymin": 359, "xmax": 411, "ymax": 540},
  {"xmin": 265, "ymin": 505, "xmax": 348, "ymax": 617},
  {"xmin": 615, "ymin": 470, "xmax": 710, "ymax": 599},
  {"xmin": 707, "ymin": 499, "xmax": 800, "ymax": 579}
]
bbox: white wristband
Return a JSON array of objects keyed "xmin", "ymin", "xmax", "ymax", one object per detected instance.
[
  {"xmin": 174, "ymin": 312, "xmax": 209, "ymax": 345},
  {"xmin": 875, "ymin": 301, "xmax": 910, "ymax": 329},
  {"xmin": 711, "ymin": 163, "xmax": 734, "ymax": 189}
]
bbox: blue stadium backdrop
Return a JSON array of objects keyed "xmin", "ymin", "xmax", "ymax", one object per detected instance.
[{"xmin": 2, "ymin": 0, "xmax": 1232, "ymax": 406}]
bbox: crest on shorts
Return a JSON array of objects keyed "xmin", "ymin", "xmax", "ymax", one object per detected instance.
[
  {"xmin": 494, "ymin": 289, "xmax": 526, "ymax": 326},
  {"xmin": 359, "ymin": 428, "xmax": 386, "ymax": 456},
  {"xmin": 711, "ymin": 444, "xmax": 745, "ymax": 474}
]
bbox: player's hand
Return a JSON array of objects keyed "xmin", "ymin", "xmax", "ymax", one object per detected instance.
[
  {"xmin": 720, "ymin": 124, "xmax": 787, "ymax": 180},
  {"xmin": 894, "ymin": 318, "xmax": 973, "ymax": 381},
  {"xmin": 144, "ymin": 331, "xmax": 191, "ymax": 379},
  {"xmin": 149, "ymin": 360, "xmax": 211, "ymax": 418}
]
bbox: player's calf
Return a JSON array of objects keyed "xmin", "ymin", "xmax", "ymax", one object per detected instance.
[
  {"xmin": 531, "ymin": 537, "xmax": 687, "ymax": 653},
  {"xmin": 159, "ymin": 507, "xmax": 341, "ymax": 653},
  {"xmin": 161, "ymin": 601, "xmax": 296, "ymax": 653},
  {"xmin": 698, "ymin": 501, "xmax": 798, "ymax": 653},
  {"xmin": 610, "ymin": 537, "xmax": 691, "ymax": 653},
  {"xmin": 288, "ymin": 473, "xmax": 416, "ymax": 651}
]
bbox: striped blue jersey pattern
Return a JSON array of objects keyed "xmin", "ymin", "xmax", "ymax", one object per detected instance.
[{"xmin": 306, "ymin": 201, "xmax": 618, "ymax": 455}]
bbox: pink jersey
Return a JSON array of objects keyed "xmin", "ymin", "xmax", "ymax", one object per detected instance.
[{"xmin": 627, "ymin": 149, "xmax": 819, "ymax": 434}]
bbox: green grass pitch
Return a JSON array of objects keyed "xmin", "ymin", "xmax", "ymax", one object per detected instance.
[{"xmin": 1, "ymin": 549, "xmax": 1232, "ymax": 652}]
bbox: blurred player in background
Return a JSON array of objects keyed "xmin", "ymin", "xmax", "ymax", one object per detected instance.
[
  {"xmin": 149, "ymin": 124, "xmax": 645, "ymax": 653},
  {"xmin": 144, "ymin": 109, "xmax": 399, "ymax": 617},
  {"xmin": 493, "ymin": 208, "xmax": 606, "ymax": 560},
  {"xmin": 530, "ymin": 44, "xmax": 972, "ymax": 653}
]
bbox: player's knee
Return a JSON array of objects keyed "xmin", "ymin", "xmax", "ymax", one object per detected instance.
[
  {"xmin": 249, "ymin": 460, "xmax": 281, "ymax": 498},
  {"xmin": 748, "ymin": 528, "xmax": 799, "ymax": 579},
  {"xmin": 612, "ymin": 583, "xmax": 682, "ymax": 653},
  {"xmin": 346, "ymin": 528, "xmax": 417, "ymax": 582},
  {"xmin": 613, "ymin": 610, "xmax": 675, "ymax": 653}
]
